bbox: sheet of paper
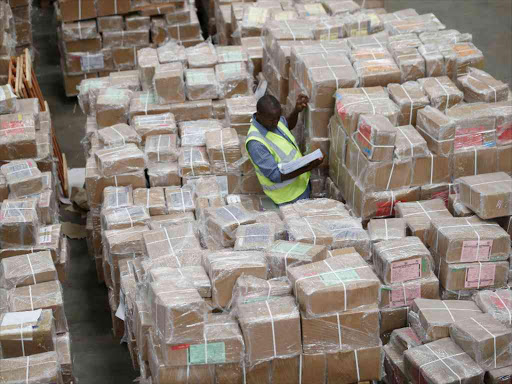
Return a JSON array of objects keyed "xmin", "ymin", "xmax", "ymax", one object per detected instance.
[
  {"xmin": 278, "ymin": 149, "xmax": 323, "ymax": 175},
  {"xmin": 1, "ymin": 309, "xmax": 42, "ymax": 326}
]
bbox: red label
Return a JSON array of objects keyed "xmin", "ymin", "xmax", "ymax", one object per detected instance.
[
  {"xmin": 497, "ymin": 123, "xmax": 512, "ymax": 143},
  {"xmin": 375, "ymin": 199, "xmax": 405, "ymax": 217},
  {"xmin": 490, "ymin": 295, "xmax": 512, "ymax": 310},
  {"xmin": 171, "ymin": 344, "xmax": 190, "ymax": 351},
  {"xmin": 336, "ymin": 101, "xmax": 347, "ymax": 120}
]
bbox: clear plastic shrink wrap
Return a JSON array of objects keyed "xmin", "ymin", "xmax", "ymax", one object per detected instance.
[
  {"xmin": 102, "ymin": 186, "xmax": 133, "ymax": 211},
  {"xmin": 474, "ymin": 289, "xmax": 512, "ymax": 328},
  {"xmin": 265, "ymin": 240, "xmax": 327, "ymax": 278},
  {"xmin": 0, "ymin": 250, "xmax": 57, "ymax": 289},
  {"xmin": 133, "ymin": 188, "xmax": 168, "ymax": 216},
  {"xmin": 0, "ymin": 351, "xmax": 63, "ymax": 384},
  {"xmin": 234, "ymin": 223, "xmax": 276, "ymax": 251}
]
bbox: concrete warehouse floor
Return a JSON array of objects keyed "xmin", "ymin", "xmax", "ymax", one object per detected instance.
[{"xmin": 30, "ymin": 1, "xmax": 511, "ymax": 383}]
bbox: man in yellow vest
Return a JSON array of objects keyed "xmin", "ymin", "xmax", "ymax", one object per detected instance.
[{"xmin": 245, "ymin": 93, "xmax": 323, "ymax": 206}]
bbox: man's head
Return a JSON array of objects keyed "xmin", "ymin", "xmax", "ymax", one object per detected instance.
[{"xmin": 255, "ymin": 94, "xmax": 282, "ymax": 131}]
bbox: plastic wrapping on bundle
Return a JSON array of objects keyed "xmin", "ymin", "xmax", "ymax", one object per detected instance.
[
  {"xmin": 98, "ymin": 123, "xmax": 141, "ymax": 148},
  {"xmin": 1, "ymin": 159, "xmax": 42, "ymax": 198},
  {"xmin": 279, "ymin": 197, "xmax": 350, "ymax": 220},
  {"xmin": 101, "ymin": 205, "xmax": 150, "ymax": 231},
  {"xmin": 0, "ymin": 351, "xmax": 63, "ymax": 383},
  {"xmin": 0, "ymin": 250, "xmax": 56, "ymax": 289},
  {"xmin": 144, "ymin": 134, "xmax": 179, "ymax": 163},
  {"xmin": 230, "ymin": 275, "xmax": 292, "ymax": 310},
  {"xmin": 109, "ymin": 70, "xmax": 141, "ymax": 92},
  {"xmin": 0, "ymin": 84, "xmax": 17, "ymax": 114},
  {"xmin": 125, "ymin": 15, "xmax": 151, "ymax": 31},
  {"xmin": 386, "ymin": 13, "xmax": 445, "ymax": 36},
  {"xmin": 148, "ymin": 266, "xmax": 212, "ymax": 298},
  {"xmin": 6, "ymin": 280, "xmax": 68, "ymax": 334},
  {"xmin": 418, "ymin": 76, "xmax": 463, "ymax": 112},
  {"xmin": 215, "ymin": 62, "xmax": 253, "ymax": 99},
  {"xmin": 148, "ymin": 162, "xmax": 180, "ymax": 188},
  {"xmin": 101, "ymin": 186, "xmax": 133, "ymax": 211},
  {"xmin": 419, "ymin": 29, "xmax": 473, "ymax": 45},
  {"xmin": 395, "ymin": 125, "xmax": 430, "ymax": 160},
  {"xmin": 373, "ymin": 236, "xmax": 433, "ymax": 285},
  {"xmin": 458, "ymin": 68, "xmax": 509, "ymax": 103},
  {"xmin": 129, "ymin": 91, "xmax": 172, "ymax": 121},
  {"xmin": 94, "ymin": 143, "xmax": 146, "ymax": 177},
  {"xmin": 353, "ymin": 58, "xmax": 401, "ymax": 87},
  {"xmin": 408, "ymin": 298, "xmax": 482, "ymax": 343},
  {"xmin": 178, "ymin": 119, "xmax": 223, "ymax": 147},
  {"xmin": 426, "ymin": 216, "xmax": 510, "ymax": 263},
  {"xmin": 320, "ymin": 0, "xmax": 359, "ymax": 15},
  {"xmin": 132, "ymin": 113, "xmax": 177, "ymax": 144},
  {"xmin": 204, "ymin": 204, "xmax": 256, "ymax": 247},
  {"xmin": 380, "ymin": 275, "xmax": 440, "ymax": 310},
  {"xmin": 205, "ymin": 128, "xmax": 243, "ymax": 174},
  {"xmin": 387, "ymin": 33, "xmax": 422, "ymax": 52},
  {"xmin": 264, "ymin": 240, "xmax": 326, "ymax": 278},
  {"xmin": 233, "ymin": 223, "xmax": 275, "ymax": 251},
  {"xmin": 474, "ymin": 289, "xmax": 512, "ymax": 328},
  {"xmin": 185, "ymin": 41, "xmax": 218, "ymax": 68},
  {"xmin": 184, "ymin": 68, "xmax": 219, "ymax": 101},
  {"xmin": 133, "ymin": 188, "xmax": 168, "ymax": 216},
  {"xmin": 404, "ymin": 338, "xmax": 484, "ymax": 384},
  {"xmin": 154, "ymin": 62, "xmax": 186, "ymax": 105},
  {"xmin": 0, "ymin": 113, "xmax": 37, "ymax": 160},
  {"xmin": 368, "ymin": 218, "xmax": 407, "ymax": 243},
  {"xmin": 164, "ymin": 186, "xmax": 195, "ymax": 214},
  {"xmin": 392, "ymin": 47, "xmax": 426, "ymax": 82},
  {"xmin": 0, "ymin": 309, "xmax": 56, "ymax": 359},
  {"xmin": 95, "ymin": 87, "xmax": 133, "ymax": 128},
  {"xmin": 355, "ymin": 114, "xmax": 397, "ymax": 161},
  {"xmin": 157, "ymin": 40, "xmax": 187, "ymax": 65},
  {"xmin": 225, "ymin": 95, "xmax": 257, "ymax": 135},
  {"xmin": 287, "ymin": 251, "xmax": 380, "ymax": 316},
  {"xmin": 77, "ymin": 77, "xmax": 111, "ymax": 117},
  {"xmin": 0, "ymin": 198, "xmax": 40, "ymax": 247}
]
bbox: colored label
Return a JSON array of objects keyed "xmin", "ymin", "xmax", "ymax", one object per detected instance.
[
  {"xmin": 461, "ymin": 240, "xmax": 493, "ymax": 262},
  {"xmin": 390, "ymin": 284, "xmax": 421, "ymax": 308},
  {"xmin": 188, "ymin": 342, "xmax": 226, "ymax": 365},
  {"xmin": 465, "ymin": 264, "xmax": 496, "ymax": 288},
  {"xmin": 489, "ymin": 295, "xmax": 512, "ymax": 310},
  {"xmin": 350, "ymin": 28, "xmax": 368, "ymax": 37},
  {"xmin": 171, "ymin": 344, "xmax": 190, "ymax": 351},
  {"xmin": 390, "ymin": 258, "xmax": 422, "ymax": 283},
  {"xmin": 321, "ymin": 269, "xmax": 360, "ymax": 286},
  {"xmin": 272, "ymin": 242, "xmax": 313, "ymax": 255},
  {"xmin": 80, "ymin": 54, "xmax": 105, "ymax": 71}
]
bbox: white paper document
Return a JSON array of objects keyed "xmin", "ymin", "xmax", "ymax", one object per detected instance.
[{"xmin": 278, "ymin": 149, "xmax": 323, "ymax": 175}]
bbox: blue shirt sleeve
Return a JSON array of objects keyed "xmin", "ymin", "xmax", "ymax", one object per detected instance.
[
  {"xmin": 246, "ymin": 141, "xmax": 282, "ymax": 183},
  {"xmin": 280, "ymin": 116, "xmax": 288, "ymax": 128}
]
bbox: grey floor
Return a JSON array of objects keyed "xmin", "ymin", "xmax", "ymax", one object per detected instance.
[{"xmin": 31, "ymin": 1, "xmax": 511, "ymax": 383}]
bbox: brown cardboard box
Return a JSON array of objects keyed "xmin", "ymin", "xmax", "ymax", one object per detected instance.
[
  {"xmin": 108, "ymin": 71, "xmax": 139, "ymax": 91},
  {"xmin": 452, "ymin": 146, "xmax": 498, "ymax": 180},
  {"xmin": 448, "ymin": 193, "xmax": 474, "ymax": 217},
  {"xmin": 353, "ymin": 58, "xmax": 401, "ymax": 88},
  {"xmin": 0, "ymin": 198, "xmax": 39, "ymax": 247},
  {"xmin": 137, "ymin": 48, "xmax": 159, "ymax": 92},
  {"xmin": 149, "ymin": 266, "xmax": 211, "ymax": 298},
  {"xmin": 0, "ymin": 250, "xmax": 56, "ymax": 289},
  {"xmin": 458, "ymin": 68, "xmax": 509, "ymax": 103},
  {"xmin": 96, "ymin": 0, "xmax": 132, "ymax": 16},
  {"xmin": 485, "ymin": 366, "xmax": 512, "ymax": 384},
  {"xmin": 418, "ymin": 76, "xmax": 463, "ymax": 112},
  {"xmin": 56, "ymin": 333, "xmax": 74, "ymax": 384},
  {"xmin": 97, "ymin": 15, "xmax": 124, "ymax": 32},
  {"xmin": 231, "ymin": 275, "xmax": 291, "ymax": 308},
  {"xmin": 112, "ymin": 47, "xmax": 137, "ymax": 70},
  {"xmin": 101, "ymin": 206, "xmax": 150, "ymax": 230},
  {"xmin": 148, "ymin": 212, "xmax": 195, "ymax": 229},
  {"xmin": 393, "ymin": 47, "xmax": 425, "ymax": 82},
  {"xmin": 103, "ymin": 30, "xmax": 149, "ymax": 48},
  {"xmin": 408, "ymin": 299, "xmax": 482, "ymax": 342},
  {"xmin": 497, "ymin": 145, "xmax": 512, "ymax": 175},
  {"xmin": 0, "ymin": 85, "xmax": 16, "ymax": 114},
  {"xmin": 0, "ymin": 174, "xmax": 8, "ymax": 201},
  {"xmin": 58, "ymin": 0, "xmax": 96, "ymax": 22},
  {"xmin": 164, "ymin": 186, "xmax": 195, "ymax": 214},
  {"xmin": 1, "ymin": 159, "xmax": 42, "ymax": 198},
  {"xmin": 238, "ymin": 296, "xmax": 301, "ymax": 364},
  {"xmin": 95, "ymin": 144, "xmax": 146, "ymax": 177},
  {"xmin": 178, "ymin": 146, "xmax": 211, "ymax": 177},
  {"xmin": 225, "ymin": 95, "xmax": 257, "ymax": 135},
  {"xmin": 474, "ymin": 289, "xmax": 512, "ymax": 328},
  {"xmin": 395, "ymin": 125, "xmax": 430, "ymax": 159},
  {"xmin": 0, "ymin": 352, "xmax": 62, "ymax": 383},
  {"xmin": 302, "ymin": 304, "xmax": 380, "ymax": 353},
  {"xmin": 395, "ymin": 199, "xmax": 452, "ymax": 244},
  {"xmin": 144, "ymin": 134, "xmax": 179, "ymax": 163},
  {"xmin": 215, "ymin": 62, "xmax": 252, "ymax": 99},
  {"xmin": 234, "ymin": 223, "xmax": 275, "ymax": 251},
  {"xmin": 204, "ymin": 251, "xmax": 267, "ymax": 308},
  {"xmin": 205, "ymin": 128, "xmax": 242, "ymax": 174},
  {"xmin": 404, "ymin": 338, "xmax": 484, "ymax": 384},
  {"xmin": 411, "ymin": 152, "xmax": 450, "ymax": 186},
  {"xmin": 143, "ymin": 223, "xmax": 201, "ymax": 262},
  {"xmin": 97, "ymin": 123, "xmax": 141, "ymax": 148},
  {"xmin": 133, "ymin": 187, "xmax": 167, "ymax": 216},
  {"xmin": 149, "ymin": 277, "xmax": 208, "ymax": 343},
  {"xmin": 153, "ymin": 63, "xmax": 186, "ymax": 104},
  {"xmin": 148, "ymin": 162, "xmax": 180, "ymax": 187},
  {"xmin": 450, "ymin": 313, "xmax": 512, "ymax": 370},
  {"xmin": 204, "ymin": 205, "xmax": 256, "ymax": 247},
  {"xmin": 416, "ymin": 106, "xmax": 455, "ymax": 156},
  {"xmin": 427, "ymin": 216, "xmax": 510, "ymax": 263},
  {"xmin": 129, "ymin": 92, "xmax": 172, "ymax": 120},
  {"xmin": 0, "ymin": 309, "xmax": 55, "ymax": 358},
  {"xmin": 373, "ymin": 236, "xmax": 433, "ymax": 285},
  {"xmin": 7, "ymin": 280, "xmax": 68, "ymax": 333},
  {"xmin": 326, "ymin": 345, "xmax": 384, "ymax": 383},
  {"xmin": 0, "ymin": 114, "xmax": 37, "ymax": 160},
  {"xmin": 266, "ymin": 240, "xmax": 327, "ymax": 278},
  {"xmin": 185, "ymin": 68, "xmax": 219, "ymax": 101},
  {"xmin": 62, "ymin": 35, "xmax": 102, "ymax": 54},
  {"xmin": 457, "ymin": 172, "xmax": 512, "ymax": 219},
  {"xmin": 437, "ymin": 258, "xmax": 509, "ymax": 291},
  {"xmin": 355, "ymin": 114, "xmax": 397, "ymax": 161},
  {"xmin": 380, "ymin": 307, "xmax": 409, "ymax": 341},
  {"xmin": 287, "ymin": 252, "xmax": 380, "ymax": 316},
  {"xmin": 380, "ymin": 275, "xmax": 440, "ymax": 310},
  {"xmin": 161, "ymin": 314, "xmax": 244, "ymax": 366},
  {"xmin": 132, "ymin": 113, "xmax": 176, "ymax": 143},
  {"xmin": 179, "ymin": 119, "xmax": 223, "ymax": 147},
  {"xmin": 368, "ymin": 218, "xmax": 407, "ymax": 243},
  {"xmin": 95, "ymin": 87, "xmax": 132, "ymax": 128}
]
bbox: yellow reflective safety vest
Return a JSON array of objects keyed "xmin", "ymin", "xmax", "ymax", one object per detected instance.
[{"xmin": 245, "ymin": 120, "xmax": 310, "ymax": 205}]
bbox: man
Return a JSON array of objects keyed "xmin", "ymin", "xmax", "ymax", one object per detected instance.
[{"xmin": 245, "ymin": 93, "xmax": 323, "ymax": 206}]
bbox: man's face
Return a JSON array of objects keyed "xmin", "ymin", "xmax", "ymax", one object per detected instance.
[{"xmin": 256, "ymin": 106, "xmax": 281, "ymax": 131}]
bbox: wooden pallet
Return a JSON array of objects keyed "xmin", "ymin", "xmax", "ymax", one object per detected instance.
[{"xmin": 7, "ymin": 49, "xmax": 69, "ymax": 197}]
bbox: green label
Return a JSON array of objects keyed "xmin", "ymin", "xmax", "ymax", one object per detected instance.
[
  {"xmin": 188, "ymin": 342, "xmax": 226, "ymax": 365},
  {"xmin": 272, "ymin": 242, "xmax": 313, "ymax": 255},
  {"xmin": 421, "ymin": 258, "xmax": 428, "ymax": 273},
  {"xmin": 105, "ymin": 88, "xmax": 128, "ymax": 100},
  {"xmin": 321, "ymin": 269, "xmax": 360, "ymax": 286},
  {"xmin": 187, "ymin": 72, "xmax": 209, "ymax": 85},
  {"xmin": 243, "ymin": 296, "xmax": 279, "ymax": 304},
  {"xmin": 138, "ymin": 92, "xmax": 157, "ymax": 104}
]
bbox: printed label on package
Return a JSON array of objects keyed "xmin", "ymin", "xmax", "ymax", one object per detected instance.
[
  {"xmin": 465, "ymin": 264, "xmax": 496, "ymax": 288},
  {"xmin": 390, "ymin": 284, "xmax": 421, "ymax": 307},
  {"xmin": 390, "ymin": 258, "xmax": 422, "ymax": 283},
  {"xmin": 80, "ymin": 54, "xmax": 105, "ymax": 72},
  {"xmin": 321, "ymin": 269, "xmax": 360, "ymax": 286},
  {"xmin": 188, "ymin": 342, "xmax": 226, "ymax": 365},
  {"xmin": 461, "ymin": 240, "xmax": 492, "ymax": 262}
]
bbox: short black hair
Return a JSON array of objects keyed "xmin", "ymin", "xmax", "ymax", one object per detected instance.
[{"xmin": 257, "ymin": 94, "xmax": 281, "ymax": 115}]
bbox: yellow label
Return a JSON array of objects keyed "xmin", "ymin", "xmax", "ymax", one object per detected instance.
[
  {"xmin": 18, "ymin": 114, "xmax": 23, "ymax": 121},
  {"xmin": 350, "ymin": 28, "xmax": 368, "ymax": 37}
]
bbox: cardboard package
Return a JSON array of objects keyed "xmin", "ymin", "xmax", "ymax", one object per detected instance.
[
  {"xmin": 148, "ymin": 212, "xmax": 195, "ymax": 229},
  {"xmin": 384, "ymin": 328, "xmax": 422, "ymax": 384},
  {"xmin": 144, "ymin": 134, "xmax": 179, "ymax": 163},
  {"xmin": 326, "ymin": 345, "xmax": 384, "ymax": 383},
  {"xmin": 0, "ymin": 159, "xmax": 42, "ymax": 198},
  {"xmin": 153, "ymin": 63, "xmax": 186, "ymax": 105},
  {"xmin": 448, "ymin": 193, "xmax": 474, "ymax": 217},
  {"xmin": 237, "ymin": 296, "xmax": 301, "ymax": 364},
  {"xmin": 225, "ymin": 95, "xmax": 257, "ymax": 135},
  {"xmin": 133, "ymin": 188, "xmax": 167, "ymax": 216},
  {"xmin": 457, "ymin": 172, "xmax": 512, "ymax": 219},
  {"xmin": 178, "ymin": 147, "xmax": 211, "ymax": 177},
  {"xmin": 234, "ymin": 223, "xmax": 275, "ymax": 251},
  {"xmin": 148, "ymin": 162, "xmax": 181, "ymax": 187},
  {"xmin": 387, "ymin": 81, "xmax": 430, "ymax": 126},
  {"xmin": 108, "ymin": 71, "xmax": 139, "ymax": 91},
  {"xmin": 393, "ymin": 47, "xmax": 425, "ymax": 82},
  {"xmin": 204, "ymin": 205, "xmax": 256, "ymax": 247},
  {"xmin": 418, "ymin": 76, "xmax": 463, "ymax": 112},
  {"xmin": 0, "ymin": 198, "xmax": 39, "ymax": 247},
  {"xmin": 302, "ymin": 304, "xmax": 380, "ymax": 354},
  {"xmin": 103, "ymin": 30, "xmax": 149, "ymax": 49},
  {"xmin": 101, "ymin": 206, "xmax": 150, "ymax": 230},
  {"xmin": 97, "ymin": 124, "xmax": 141, "ymax": 148},
  {"xmin": 437, "ymin": 258, "xmax": 509, "ymax": 291},
  {"xmin": 0, "ymin": 309, "xmax": 55, "ymax": 358},
  {"xmin": 355, "ymin": 114, "xmax": 397, "ymax": 161},
  {"xmin": 164, "ymin": 186, "xmax": 195, "ymax": 214},
  {"xmin": 485, "ymin": 366, "xmax": 512, "ymax": 384},
  {"xmin": 95, "ymin": 144, "xmax": 146, "ymax": 177},
  {"xmin": 415, "ymin": 106, "xmax": 456, "ymax": 156},
  {"xmin": 231, "ymin": 275, "xmax": 291, "ymax": 308},
  {"xmin": 97, "ymin": 15, "xmax": 124, "ymax": 32},
  {"xmin": 373, "ymin": 236, "xmax": 433, "ymax": 285},
  {"xmin": 380, "ymin": 275, "xmax": 440, "ymax": 310},
  {"xmin": 185, "ymin": 68, "xmax": 219, "ymax": 101},
  {"xmin": 143, "ymin": 223, "xmax": 201, "ymax": 263},
  {"xmin": 132, "ymin": 113, "xmax": 177, "ymax": 143},
  {"xmin": 205, "ymin": 128, "xmax": 242, "ymax": 174},
  {"xmin": 0, "ymin": 352, "xmax": 63, "ymax": 383},
  {"xmin": 287, "ymin": 252, "xmax": 380, "ymax": 316},
  {"xmin": 411, "ymin": 151, "xmax": 450, "ymax": 186},
  {"xmin": 0, "ymin": 84, "xmax": 16, "ymax": 114},
  {"xmin": 427, "ymin": 216, "xmax": 511, "ymax": 263},
  {"xmin": 395, "ymin": 199, "xmax": 452, "ymax": 244},
  {"xmin": 335, "ymin": 87, "xmax": 400, "ymax": 135},
  {"xmin": 497, "ymin": 145, "xmax": 512, "ymax": 175},
  {"xmin": 7, "ymin": 280, "xmax": 68, "ymax": 333},
  {"xmin": 102, "ymin": 186, "xmax": 133, "ymax": 211},
  {"xmin": 186, "ymin": 42, "xmax": 218, "ymax": 69},
  {"xmin": 149, "ymin": 266, "xmax": 211, "ymax": 298},
  {"xmin": 157, "ymin": 40, "xmax": 187, "ymax": 65},
  {"xmin": 265, "ymin": 240, "xmax": 327, "ymax": 278},
  {"xmin": 215, "ymin": 62, "xmax": 252, "ymax": 99},
  {"xmin": 179, "ymin": 119, "xmax": 223, "ymax": 147},
  {"xmin": 353, "ymin": 58, "xmax": 401, "ymax": 88},
  {"xmin": 95, "ymin": 87, "xmax": 133, "ymax": 128},
  {"xmin": 404, "ymin": 338, "xmax": 484, "ymax": 384},
  {"xmin": 204, "ymin": 251, "xmax": 267, "ymax": 308},
  {"xmin": 474, "ymin": 289, "xmax": 512, "ymax": 328},
  {"xmin": 136, "ymin": 48, "xmax": 159, "ymax": 92},
  {"xmin": 458, "ymin": 68, "xmax": 509, "ymax": 103},
  {"xmin": 129, "ymin": 91, "xmax": 173, "ymax": 121},
  {"xmin": 449, "ymin": 42, "xmax": 485, "ymax": 76},
  {"xmin": 408, "ymin": 299, "xmax": 482, "ymax": 342},
  {"xmin": 0, "ymin": 251, "xmax": 56, "ymax": 289},
  {"xmin": 58, "ymin": 0, "xmax": 96, "ymax": 22},
  {"xmin": 450, "ymin": 313, "xmax": 512, "ymax": 370},
  {"xmin": 368, "ymin": 218, "xmax": 407, "ymax": 243},
  {"xmin": 149, "ymin": 277, "xmax": 208, "ymax": 343},
  {"xmin": 56, "ymin": 333, "xmax": 74, "ymax": 384}
]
